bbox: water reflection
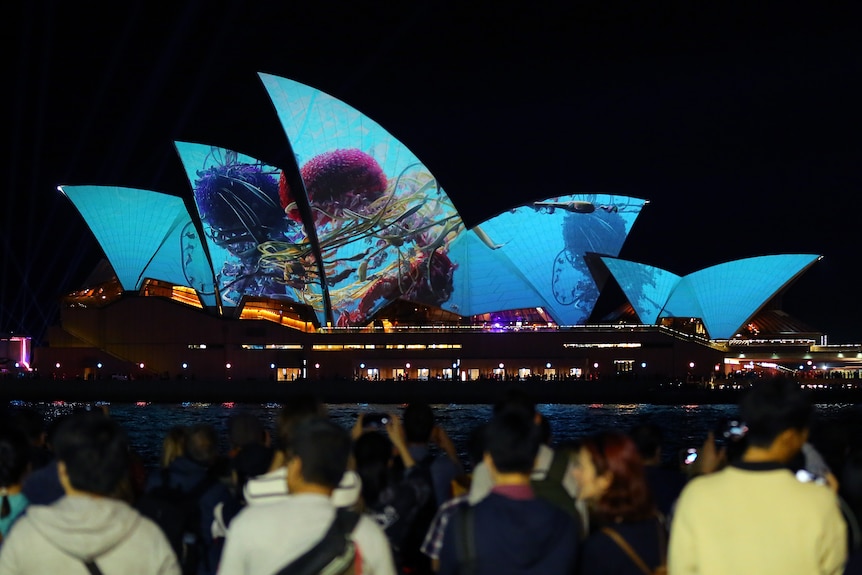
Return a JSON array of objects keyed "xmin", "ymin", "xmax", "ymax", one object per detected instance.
[{"xmin": 13, "ymin": 401, "xmax": 859, "ymax": 473}]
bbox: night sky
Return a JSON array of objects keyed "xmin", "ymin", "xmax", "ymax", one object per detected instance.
[{"xmin": 4, "ymin": 1, "xmax": 861, "ymax": 343}]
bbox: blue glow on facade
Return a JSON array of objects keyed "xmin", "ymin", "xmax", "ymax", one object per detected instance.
[
  {"xmin": 58, "ymin": 76, "xmax": 820, "ymax": 337},
  {"xmin": 59, "ymin": 185, "xmax": 216, "ymax": 305},
  {"xmin": 601, "ymin": 254, "xmax": 820, "ymax": 339}
]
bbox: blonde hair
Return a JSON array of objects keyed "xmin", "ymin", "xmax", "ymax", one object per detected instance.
[{"xmin": 160, "ymin": 425, "xmax": 188, "ymax": 468}]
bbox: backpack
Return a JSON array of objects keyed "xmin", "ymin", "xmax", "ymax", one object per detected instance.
[
  {"xmin": 453, "ymin": 502, "xmax": 477, "ymax": 575},
  {"xmin": 530, "ymin": 447, "xmax": 583, "ymax": 532},
  {"xmin": 275, "ymin": 507, "xmax": 361, "ymax": 575},
  {"xmin": 135, "ymin": 469, "xmax": 217, "ymax": 575}
]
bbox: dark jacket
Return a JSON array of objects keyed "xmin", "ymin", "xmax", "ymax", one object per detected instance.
[
  {"xmin": 439, "ymin": 491, "xmax": 579, "ymax": 575},
  {"xmin": 144, "ymin": 456, "xmax": 234, "ymax": 575},
  {"xmin": 578, "ymin": 517, "xmax": 665, "ymax": 575}
]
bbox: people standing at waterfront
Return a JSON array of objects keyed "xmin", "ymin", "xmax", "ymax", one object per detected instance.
[
  {"xmin": 217, "ymin": 416, "xmax": 396, "ymax": 575},
  {"xmin": 0, "ymin": 411, "xmax": 180, "ymax": 574},
  {"xmin": 5, "ymin": 408, "xmax": 51, "ymax": 470},
  {"xmin": 160, "ymin": 425, "xmax": 189, "ymax": 469},
  {"xmin": 628, "ymin": 422, "xmax": 687, "ymax": 523},
  {"xmin": 668, "ymin": 377, "xmax": 847, "ymax": 574},
  {"xmin": 468, "ymin": 389, "xmax": 581, "ymax": 528},
  {"xmin": 437, "ymin": 406, "xmax": 580, "ymax": 575},
  {"xmin": 571, "ymin": 431, "xmax": 667, "ymax": 575},
  {"xmin": 0, "ymin": 425, "xmax": 30, "ymax": 544},
  {"xmin": 400, "ymin": 402, "xmax": 464, "ymax": 507},
  {"xmin": 353, "ymin": 411, "xmax": 433, "ymax": 572},
  {"xmin": 420, "ymin": 423, "xmax": 487, "ymax": 572},
  {"xmin": 394, "ymin": 402, "xmax": 464, "ymax": 574},
  {"xmin": 239, "ymin": 395, "xmax": 360, "ymax": 509},
  {"xmin": 19, "ymin": 413, "xmax": 67, "ymax": 506},
  {"xmin": 139, "ymin": 423, "xmax": 234, "ymax": 575}
]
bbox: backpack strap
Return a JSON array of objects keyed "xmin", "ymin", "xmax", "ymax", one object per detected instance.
[
  {"xmin": 600, "ymin": 527, "xmax": 652, "ymax": 575},
  {"xmin": 83, "ymin": 560, "xmax": 104, "ymax": 575},
  {"xmin": 275, "ymin": 507, "xmax": 360, "ymax": 575},
  {"xmin": 453, "ymin": 504, "xmax": 476, "ymax": 575}
]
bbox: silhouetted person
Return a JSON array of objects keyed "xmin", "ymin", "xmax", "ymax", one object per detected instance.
[{"xmin": 0, "ymin": 411, "xmax": 179, "ymax": 573}]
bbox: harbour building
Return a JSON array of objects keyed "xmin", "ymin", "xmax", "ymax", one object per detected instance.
[{"xmin": 20, "ymin": 75, "xmax": 861, "ymax": 386}]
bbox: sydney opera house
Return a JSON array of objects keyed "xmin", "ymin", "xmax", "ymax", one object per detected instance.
[{"xmin": 16, "ymin": 74, "xmax": 861, "ymax": 385}]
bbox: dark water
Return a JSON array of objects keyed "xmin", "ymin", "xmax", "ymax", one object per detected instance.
[{"xmin": 19, "ymin": 401, "xmax": 861, "ymax": 472}]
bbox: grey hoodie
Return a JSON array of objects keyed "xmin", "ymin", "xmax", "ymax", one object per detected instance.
[{"xmin": 0, "ymin": 495, "xmax": 179, "ymax": 575}]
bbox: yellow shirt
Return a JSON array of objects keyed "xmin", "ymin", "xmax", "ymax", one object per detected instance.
[{"xmin": 668, "ymin": 462, "xmax": 846, "ymax": 575}]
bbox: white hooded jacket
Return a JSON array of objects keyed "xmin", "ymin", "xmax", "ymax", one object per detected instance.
[{"xmin": 0, "ymin": 495, "xmax": 180, "ymax": 575}]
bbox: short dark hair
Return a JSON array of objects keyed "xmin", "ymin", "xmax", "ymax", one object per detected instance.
[
  {"xmin": 353, "ymin": 431, "xmax": 393, "ymax": 506},
  {"xmin": 739, "ymin": 377, "xmax": 812, "ymax": 448},
  {"xmin": 292, "ymin": 417, "xmax": 351, "ymax": 488},
  {"xmin": 227, "ymin": 412, "xmax": 266, "ymax": 449},
  {"xmin": 628, "ymin": 423, "xmax": 663, "ymax": 460},
  {"xmin": 403, "ymin": 402, "xmax": 434, "ymax": 443},
  {"xmin": 492, "ymin": 387, "xmax": 536, "ymax": 416},
  {"xmin": 483, "ymin": 407, "xmax": 540, "ymax": 474},
  {"xmin": 184, "ymin": 424, "xmax": 219, "ymax": 467},
  {"xmin": 7, "ymin": 408, "xmax": 45, "ymax": 444},
  {"xmin": 53, "ymin": 412, "xmax": 129, "ymax": 496},
  {"xmin": 0, "ymin": 424, "xmax": 29, "ymax": 488},
  {"xmin": 276, "ymin": 394, "xmax": 325, "ymax": 453}
]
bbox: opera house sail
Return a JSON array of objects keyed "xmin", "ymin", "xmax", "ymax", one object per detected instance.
[{"xmin": 45, "ymin": 73, "xmax": 831, "ymax": 383}]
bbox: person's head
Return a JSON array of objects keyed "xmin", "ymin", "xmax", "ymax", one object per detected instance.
[
  {"xmin": 739, "ymin": 377, "xmax": 812, "ymax": 461},
  {"xmin": 232, "ymin": 443, "xmax": 275, "ymax": 501},
  {"xmin": 161, "ymin": 425, "xmax": 188, "ymax": 468},
  {"xmin": 7, "ymin": 408, "xmax": 46, "ymax": 447},
  {"xmin": 184, "ymin": 423, "xmax": 219, "ymax": 467},
  {"xmin": 628, "ymin": 423, "xmax": 663, "ymax": 465},
  {"xmin": 287, "ymin": 417, "xmax": 351, "ymax": 493},
  {"xmin": 483, "ymin": 406, "xmax": 540, "ymax": 476},
  {"xmin": 53, "ymin": 412, "xmax": 130, "ymax": 496},
  {"xmin": 276, "ymin": 394, "xmax": 325, "ymax": 454},
  {"xmin": 571, "ymin": 431, "xmax": 654, "ymax": 523},
  {"xmin": 492, "ymin": 387, "xmax": 536, "ymax": 417},
  {"xmin": 227, "ymin": 412, "xmax": 267, "ymax": 450},
  {"xmin": 0, "ymin": 424, "xmax": 30, "ymax": 518},
  {"xmin": 353, "ymin": 430, "xmax": 394, "ymax": 507},
  {"xmin": 402, "ymin": 402, "xmax": 434, "ymax": 444}
]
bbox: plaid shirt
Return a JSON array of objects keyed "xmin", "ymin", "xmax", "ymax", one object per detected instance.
[{"xmin": 419, "ymin": 494, "xmax": 469, "ymax": 560}]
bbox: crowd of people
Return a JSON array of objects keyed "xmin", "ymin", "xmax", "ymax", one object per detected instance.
[{"xmin": 0, "ymin": 377, "xmax": 860, "ymax": 574}]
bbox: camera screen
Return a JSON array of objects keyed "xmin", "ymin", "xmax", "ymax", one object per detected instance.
[
  {"xmin": 363, "ymin": 413, "xmax": 390, "ymax": 428},
  {"xmin": 684, "ymin": 448, "xmax": 698, "ymax": 465}
]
